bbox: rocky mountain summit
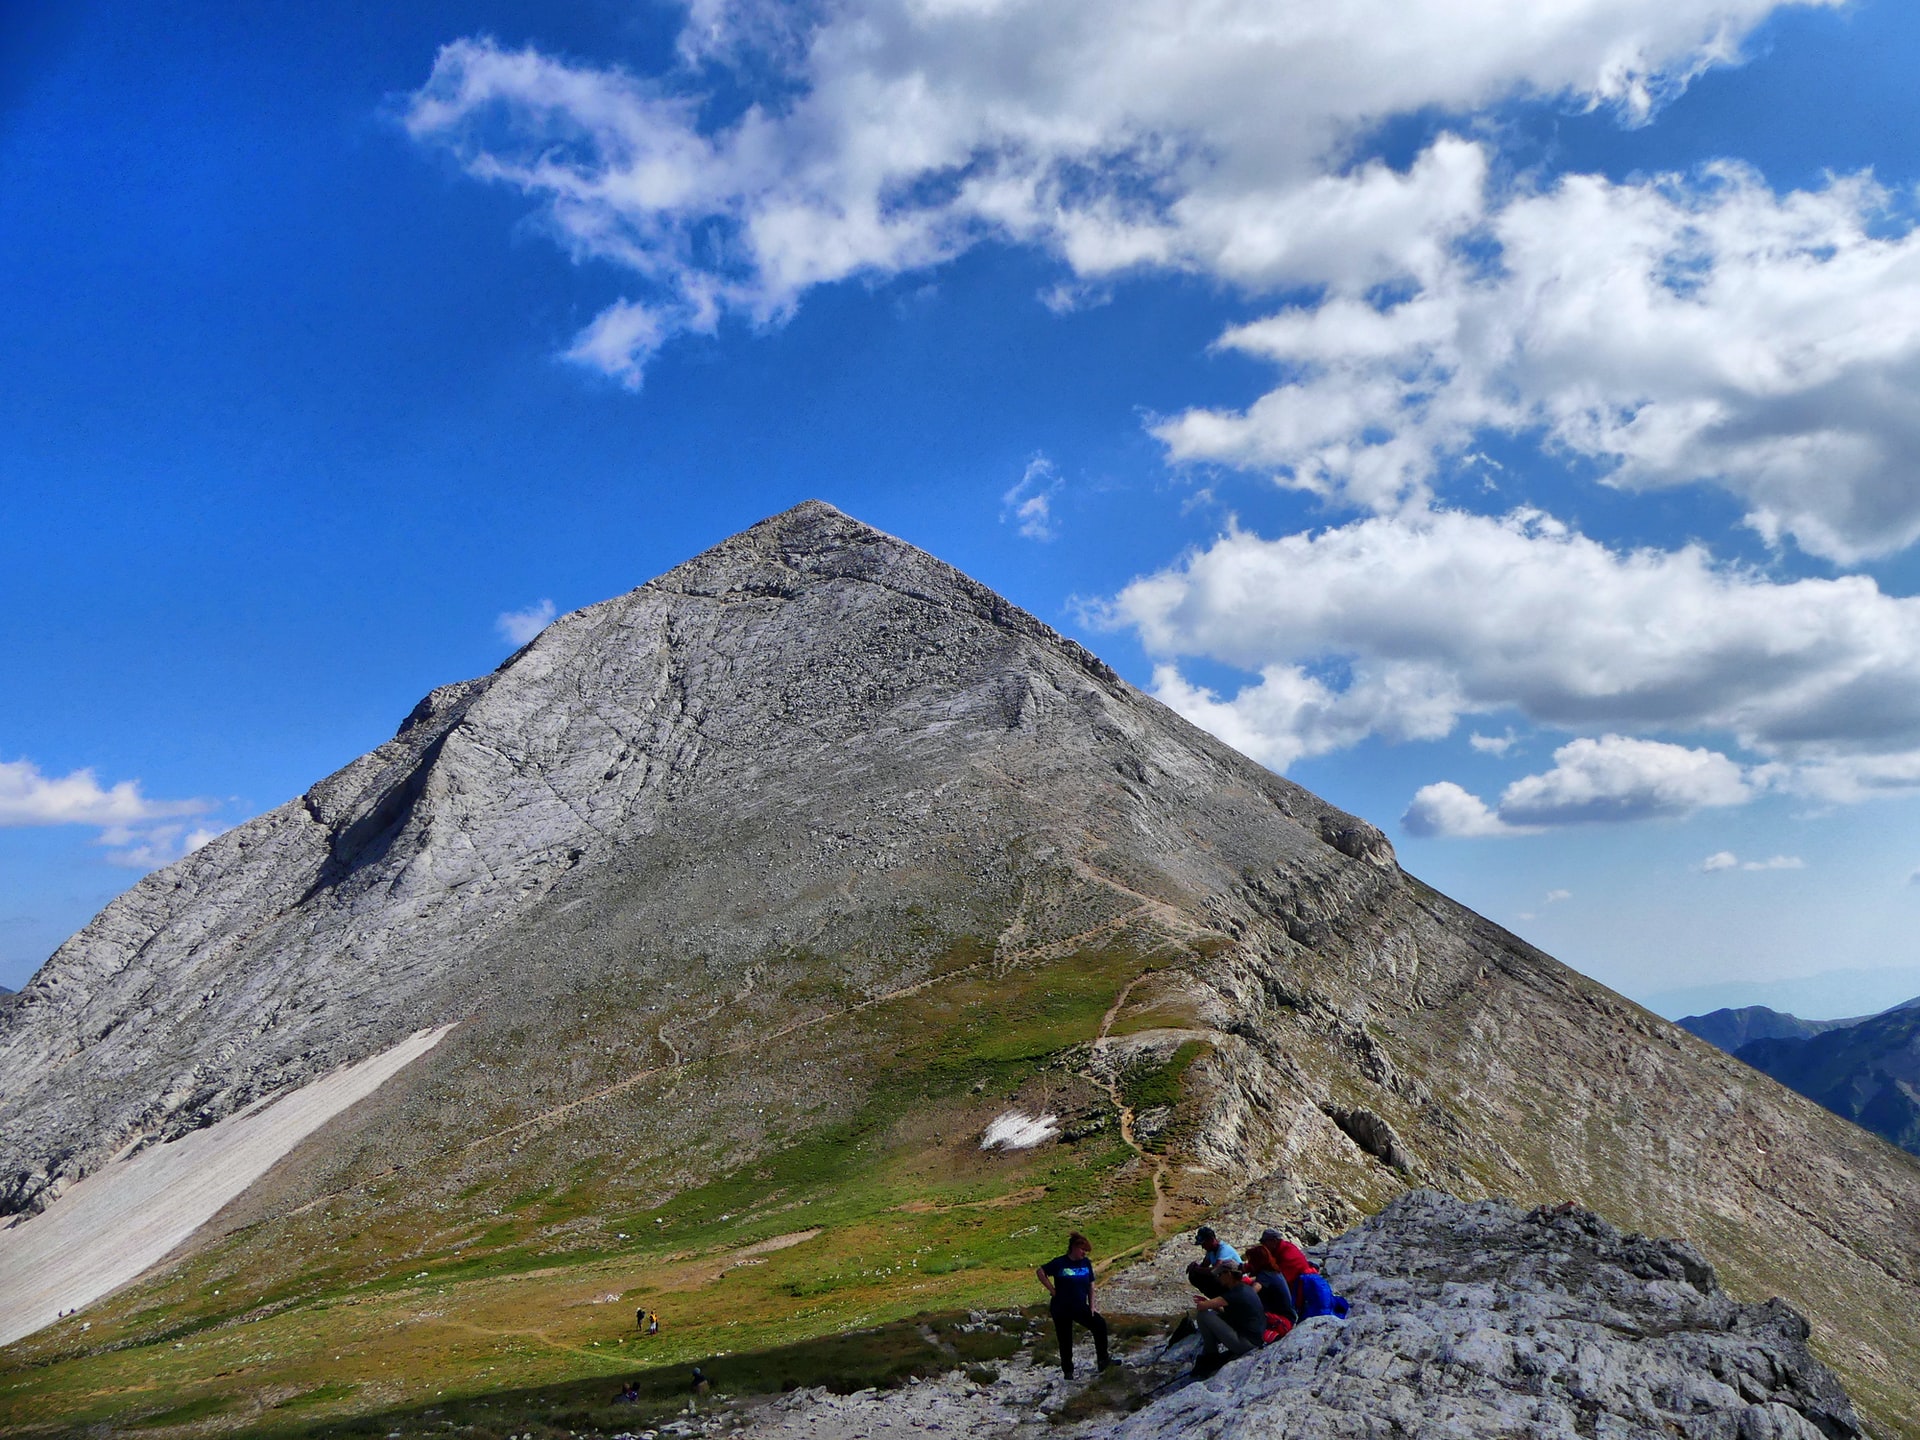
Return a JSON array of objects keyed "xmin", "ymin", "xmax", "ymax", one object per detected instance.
[{"xmin": 2, "ymin": 503, "xmax": 1918, "ymax": 1435}]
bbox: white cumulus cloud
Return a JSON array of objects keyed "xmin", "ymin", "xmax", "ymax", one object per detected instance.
[
  {"xmin": 1108, "ymin": 509, "xmax": 1920, "ymax": 798},
  {"xmin": 497, "ymin": 599, "xmax": 557, "ymax": 647},
  {"xmin": 1403, "ymin": 781, "xmax": 1523, "ymax": 838},
  {"xmin": 1499, "ymin": 735, "xmax": 1751, "ymax": 825},
  {"xmin": 404, "ymin": 0, "xmax": 1835, "ymax": 395},
  {"xmin": 0, "ymin": 758, "xmax": 207, "ymax": 829},
  {"xmin": 1164, "ymin": 165, "xmax": 1920, "ymax": 561},
  {"xmin": 1405, "ymin": 735, "xmax": 1751, "ymax": 835}
]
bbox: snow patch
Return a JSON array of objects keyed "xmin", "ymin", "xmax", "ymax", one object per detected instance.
[
  {"xmin": 980, "ymin": 1111, "xmax": 1059, "ymax": 1150},
  {"xmin": 0, "ymin": 1024, "xmax": 455, "ymax": 1347}
]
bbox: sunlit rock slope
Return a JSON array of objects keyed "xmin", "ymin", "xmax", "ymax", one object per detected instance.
[{"xmin": 1, "ymin": 502, "xmax": 1916, "ymax": 1432}]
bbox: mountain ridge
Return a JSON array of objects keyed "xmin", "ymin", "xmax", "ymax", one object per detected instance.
[
  {"xmin": 1676, "ymin": 1004, "xmax": 1864, "ymax": 1053},
  {"xmin": 2, "ymin": 501, "xmax": 1918, "ymax": 1435},
  {"xmin": 0, "ymin": 499, "xmax": 1387, "ymax": 1217},
  {"xmin": 1738, "ymin": 1006, "xmax": 1920, "ymax": 1158},
  {"xmin": 1680, "ymin": 996, "xmax": 1920, "ymax": 1155}
]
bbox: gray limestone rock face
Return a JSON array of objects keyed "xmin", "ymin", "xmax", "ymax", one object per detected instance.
[
  {"xmin": 0, "ymin": 502, "xmax": 1916, "ymax": 1433},
  {"xmin": 1111, "ymin": 1191, "xmax": 1861, "ymax": 1440},
  {"xmin": 0, "ymin": 500, "xmax": 1385, "ymax": 1216}
]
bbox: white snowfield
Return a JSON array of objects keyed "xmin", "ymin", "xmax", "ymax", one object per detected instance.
[
  {"xmin": 980, "ymin": 1110, "xmax": 1060, "ymax": 1150},
  {"xmin": 0, "ymin": 1023, "xmax": 454, "ymax": 1348}
]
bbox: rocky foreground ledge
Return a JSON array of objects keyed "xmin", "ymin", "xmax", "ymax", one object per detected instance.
[
  {"xmin": 710, "ymin": 1191, "xmax": 1863, "ymax": 1440},
  {"xmin": 1108, "ymin": 1189, "xmax": 1862, "ymax": 1440}
]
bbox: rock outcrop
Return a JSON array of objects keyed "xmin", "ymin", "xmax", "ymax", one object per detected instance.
[
  {"xmin": 715, "ymin": 1192, "xmax": 1863, "ymax": 1440},
  {"xmin": 2, "ymin": 502, "xmax": 1917, "ymax": 1432},
  {"xmin": 1113, "ymin": 1191, "xmax": 1861, "ymax": 1440}
]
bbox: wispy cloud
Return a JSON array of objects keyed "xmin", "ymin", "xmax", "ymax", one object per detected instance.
[
  {"xmin": 1002, "ymin": 456, "xmax": 1062, "ymax": 541},
  {"xmin": 496, "ymin": 599, "xmax": 557, "ymax": 647},
  {"xmin": 0, "ymin": 756, "xmax": 220, "ymax": 875},
  {"xmin": 101, "ymin": 823, "xmax": 227, "ymax": 870},
  {"xmin": 1703, "ymin": 851, "xmax": 1805, "ymax": 872}
]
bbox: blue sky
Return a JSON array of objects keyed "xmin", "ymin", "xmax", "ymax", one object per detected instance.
[{"xmin": 7, "ymin": 0, "xmax": 1920, "ymax": 1018}]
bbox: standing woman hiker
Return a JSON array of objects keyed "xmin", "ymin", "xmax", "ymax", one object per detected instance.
[{"xmin": 1036, "ymin": 1231, "xmax": 1111, "ymax": 1379}]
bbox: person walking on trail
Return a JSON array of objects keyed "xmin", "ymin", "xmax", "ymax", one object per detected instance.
[
  {"xmin": 1191, "ymin": 1260, "xmax": 1266, "ymax": 1378},
  {"xmin": 1037, "ymin": 1231, "xmax": 1111, "ymax": 1379},
  {"xmin": 1185, "ymin": 1225, "xmax": 1242, "ymax": 1297}
]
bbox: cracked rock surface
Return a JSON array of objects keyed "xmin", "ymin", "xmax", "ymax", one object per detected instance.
[
  {"xmin": 663, "ymin": 1193, "xmax": 1863, "ymax": 1440},
  {"xmin": 1, "ymin": 502, "xmax": 1916, "ymax": 1432},
  {"xmin": 1110, "ymin": 1191, "xmax": 1861, "ymax": 1440}
]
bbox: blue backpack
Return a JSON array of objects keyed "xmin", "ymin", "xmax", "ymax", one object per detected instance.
[{"xmin": 1292, "ymin": 1271, "xmax": 1350, "ymax": 1319}]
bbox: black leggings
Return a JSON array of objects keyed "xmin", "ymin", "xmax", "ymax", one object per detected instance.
[{"xmin": 1051, "ymin": 1304, "xmax": 1109, "ymax": 1376}]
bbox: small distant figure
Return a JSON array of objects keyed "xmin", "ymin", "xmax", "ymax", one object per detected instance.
[
  {"xmin": 1036, "ymin": 1230, "xmax": 1110, "ymax": 1379},
  {"xmin": 613, "ymin": 1380, "xmax": 640, "ymax": 1404},
  {"xmin": 636, "ymin": 1306, "xmax": 647, "ymax": 1331},
  {"xmin": 1185, "ymin": 1226, "xmax": 1241, "ymax": 1297},
  {"xmin": 647, "ymin": 1311, "xmax": 661, "ymax": 1336},
  {"xmin": 690, "ymin": 1365, "xmax": 711, "ymax": 1397}
]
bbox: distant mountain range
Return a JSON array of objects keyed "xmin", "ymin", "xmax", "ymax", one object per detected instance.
[{"xmin": 1679, "ymin": 997, "xmax": 1920, "ymax": 1155}]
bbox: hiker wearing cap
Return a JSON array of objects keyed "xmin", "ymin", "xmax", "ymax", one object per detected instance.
[
  {"xmin": 1036, "ymin": 1231, "xmax": 1111, "ymax": 1379},
  {"xmin": 1184, "ymin": 1226, "xmax": 1242, "ymax": 1297},
  {"xmin": 1191, "ymin": 1259, "xmax": 1266, "ymax": 1377}
]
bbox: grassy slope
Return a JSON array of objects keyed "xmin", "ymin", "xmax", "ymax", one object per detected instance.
[{"xmin": 0, "ymin": 944, "xmax": 1190, "ymax": 1438}]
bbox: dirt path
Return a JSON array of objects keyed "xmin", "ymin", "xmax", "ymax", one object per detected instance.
[
  {"xmin": 460, "ymin": 959, "xmax": 997, "ymax": 1155},
  {"xmin": 462, "ymin": 863, "xmax": 1225, "ymax": 1164},
  {"xmin": 1092, "ymin": 974, "xmax": 1175, "ymax": 1243}
]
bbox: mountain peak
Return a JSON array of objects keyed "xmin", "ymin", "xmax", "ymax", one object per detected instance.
[{"xmin": 2, "ymin": 508, "xmax": 1918, "ymax": 1435}]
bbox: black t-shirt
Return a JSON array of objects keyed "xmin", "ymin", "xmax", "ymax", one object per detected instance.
[
  {"xmin": 1042, "ymin": 1252, "xmax": 1095, "ymax": 1312},
  {"xmin": 1252, "ymin": 1269, "xmax": 1294, "ymax": 1321},
  {"xmin": 1222, "ymin": 1280, "xmax": 1267, "ymax": 1343}
]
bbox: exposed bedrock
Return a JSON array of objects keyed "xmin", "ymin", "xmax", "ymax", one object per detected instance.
[
  {"xmin": 1113, "ymin": 1191, "xmax": 1862, "ymax": 1440},
  {"xmin": 1, "ymin": 502, "xmax": 1916, "ymax": 1430}
]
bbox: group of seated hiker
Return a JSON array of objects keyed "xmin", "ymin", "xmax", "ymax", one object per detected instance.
[
  {"xmin": 1035, "ymin": 1223, "xmax": 1347, "ymax": 1384},
  {"xmin": 1184, "ymin": 1224, "xmax": 1348, "ymax": 1377}
]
